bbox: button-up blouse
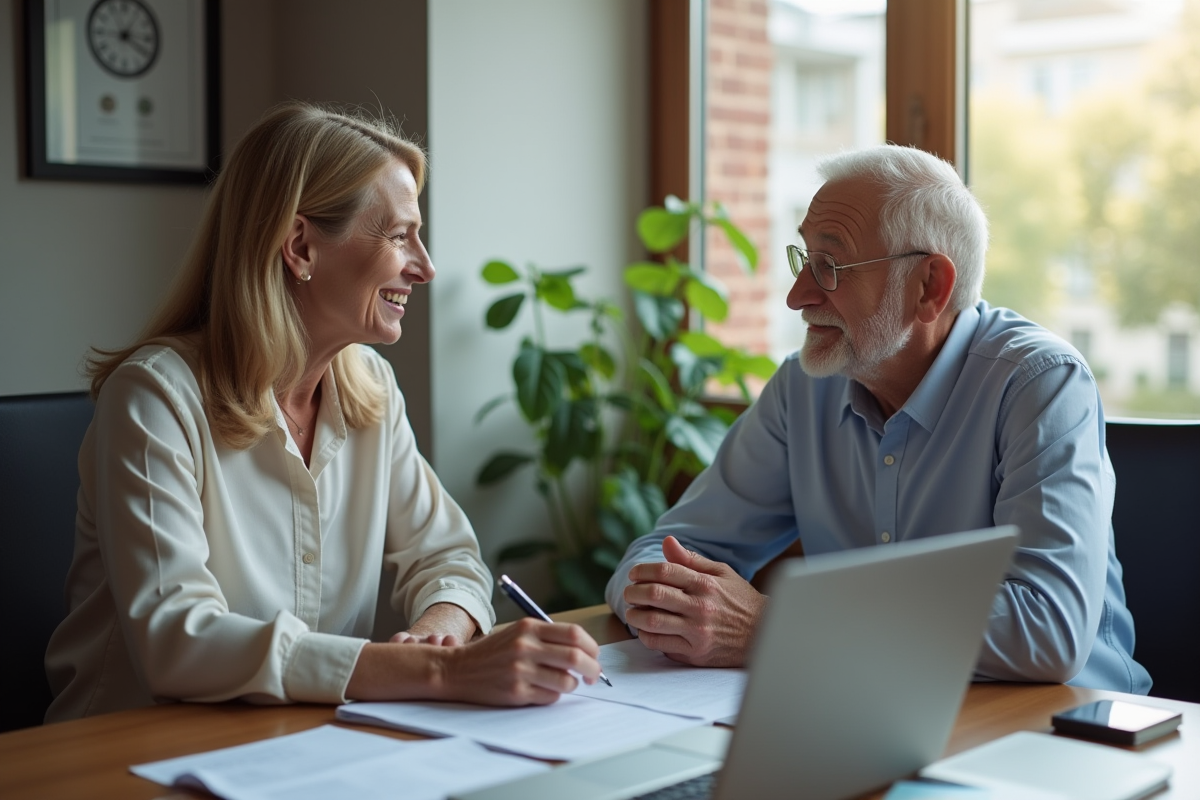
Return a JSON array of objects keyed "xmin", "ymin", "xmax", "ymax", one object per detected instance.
[{"xmin": 45, "ymin": 342, "xmax": 494, "ymax": 722}]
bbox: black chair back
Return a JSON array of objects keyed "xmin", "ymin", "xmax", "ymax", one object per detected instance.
[
  {"xmin": 0, "ymin": 392, "xmax": 93, "ymax": 731},
  {"xmin": 1107, "ymin": 419, "xmax": 1200, "ymax": 703}
]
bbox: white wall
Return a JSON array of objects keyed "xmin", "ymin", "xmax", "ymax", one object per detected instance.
[{"xmin": 428, "ymin": 0, "xmax": 648, "ymax": 602}]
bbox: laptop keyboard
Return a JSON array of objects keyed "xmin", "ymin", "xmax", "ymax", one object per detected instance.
[{"xmin": 632, "ymin": 772, "xmax": 719, "ymax": 800}]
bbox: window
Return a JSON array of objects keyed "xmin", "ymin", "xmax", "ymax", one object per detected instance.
[
  {"xmin": 968, "ymin": 0, "xmax": 1200, "ymax": 418},
  {"xmin": 654, "ymin": 0, "xmax": 1200, "ymax": 419},
  {"xmin": 1168, "ymin": 333, "xmax": 1189, "ymax": 391}
]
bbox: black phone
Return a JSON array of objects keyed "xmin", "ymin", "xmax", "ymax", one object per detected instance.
[{"xmin": 1052, "ymin": 700, "xmax": 1182, "ymax": 746}]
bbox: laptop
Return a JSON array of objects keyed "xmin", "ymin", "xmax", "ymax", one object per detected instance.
[{"xmin": 453, "ymin": 525, "xmax": 1020, "ymax": 800}]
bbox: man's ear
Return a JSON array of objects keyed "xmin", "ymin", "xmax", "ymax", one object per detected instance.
[
  {"xmin": 280, "ymin": 215, "xmax": 317, "ymax": 282},
  {"xmin": 914, "ymin": 254, "xmax": 956, "ymax": 324}
]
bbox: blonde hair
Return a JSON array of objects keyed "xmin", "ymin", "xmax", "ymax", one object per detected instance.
[{"xmin": 87, "ymin": 102, "xmax": 427, "ymax": 448}]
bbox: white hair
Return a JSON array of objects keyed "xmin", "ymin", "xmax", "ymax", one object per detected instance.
[{"xmin": 816, "ymin": 145, "xmax": 989, "ymax": 313}]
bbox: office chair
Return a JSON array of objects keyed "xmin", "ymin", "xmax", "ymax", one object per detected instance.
[
  {"xmin": 0, "ymin": 392, "xmax": 94, "ymax": 732},
  {"xmin": 1107, "ymin": 418, "xmax": 1200, "ymax": 703}
]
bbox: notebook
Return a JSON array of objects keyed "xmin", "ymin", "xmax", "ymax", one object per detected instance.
[
  {"xmin": 920, "ymin": 731, "xmax": 1172, "ymax": 800},
  {"xmin": 453, "ymin": 525, "xmax": 1020, "ymax": 800}
]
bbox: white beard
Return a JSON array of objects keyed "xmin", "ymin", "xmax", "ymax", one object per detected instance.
[{"xmin": 798, "ymin": 270, "xmax": 913, "ymax": 381}]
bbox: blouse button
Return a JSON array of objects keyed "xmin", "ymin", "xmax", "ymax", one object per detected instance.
[
  {"xmin": 302, "ymin": 552, "xmax": 316, "ymax": 564},
  {"xmin": 881, "ymin": 531, "xmax": 892, "ymax": 543},
  {"xmin": 883, "ymin": 454, "xmax": 895, "ymax": 466}
]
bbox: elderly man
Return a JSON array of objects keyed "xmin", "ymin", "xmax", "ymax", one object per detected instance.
[{"xmin": 605, "ymin": 145, "xmax": 1149, "ymax": 693}]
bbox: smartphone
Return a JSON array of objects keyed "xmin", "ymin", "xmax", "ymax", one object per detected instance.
[{"xmin": 1052, "ymin": 700, "xmax": 1182, "ymax": 746}]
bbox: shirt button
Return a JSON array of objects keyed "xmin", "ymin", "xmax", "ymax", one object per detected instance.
[
  {"xmin": 302, "ymin": 552, "xmax": 316, "ymax": 564},
  {"xmin": 881, "ymin": 531, "xmax": 892, "ymax": 543},
  {"xmin": 883, "ymin": 455, "xmax": 895, "ymax": 466}
]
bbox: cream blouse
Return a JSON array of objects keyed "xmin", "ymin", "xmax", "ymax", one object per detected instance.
[{"xmin": 44, "ymin": 342, "xmax": 494, "ymax": 722}]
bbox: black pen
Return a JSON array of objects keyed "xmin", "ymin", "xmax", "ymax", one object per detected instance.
[{"xmin": 498, "ymin": 574, "xmax": 612, "ymax": 687}]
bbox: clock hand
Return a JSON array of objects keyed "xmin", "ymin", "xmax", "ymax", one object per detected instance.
[{"xmin": 127, "ymin": 38, "xmax": 151, "ymax": 59}]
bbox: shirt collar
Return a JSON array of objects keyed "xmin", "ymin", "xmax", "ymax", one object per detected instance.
[
  {"xmin": 837, "ymin": 303, "xmax": 981, "ymax": 434},
  {"xmin": 900, "ymin": 303, "xmax": 981, "ymax": 432}
]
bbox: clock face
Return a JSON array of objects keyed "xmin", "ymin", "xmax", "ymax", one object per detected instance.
[{"xmin": 87, "ymin": 0, "xmax": 160, "ymax": 78}]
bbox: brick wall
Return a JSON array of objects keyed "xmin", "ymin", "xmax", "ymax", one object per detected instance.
[{"xmin": 704, "ymin": 0, "xmax": 773, "ymax": 357}]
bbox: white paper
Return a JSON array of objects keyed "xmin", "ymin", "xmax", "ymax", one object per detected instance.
[
  {"xmin": 337, "ymin": 694, "xmax": 705, "ymax": 761},
  {"xmin": 130, "ymin": 725, "xmax": 547, "ymax": 800},
  {"xmin": 574, "ymin": 639, "xmax": 747, "ymax": 722}
]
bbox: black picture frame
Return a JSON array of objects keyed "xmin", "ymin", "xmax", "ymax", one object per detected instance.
[{"xmin": 24, "ymin": 0, "xmax": 221, "ymax": 184}]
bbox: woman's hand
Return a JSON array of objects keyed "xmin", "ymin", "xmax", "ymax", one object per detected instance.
[
  {"xmin": 347, "ymin": 618, "xmax": 602, "ymax": 706},
  {"xmin": 435, "ymin": 619, "xmax": 603, "ymax": 706},
  {"xmin": 391, "ymin": 602, "xmax": 478, "ymax": 646}
]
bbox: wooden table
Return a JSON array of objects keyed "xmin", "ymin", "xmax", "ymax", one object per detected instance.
[{"xmin": 1, "ymin": 605, "xmax": 1195, "ymax": 799}]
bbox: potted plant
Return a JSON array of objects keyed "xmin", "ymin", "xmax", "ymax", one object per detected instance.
[{"xmin": 475, "ymin": 197, "xmax": 777, "ymax": 609}]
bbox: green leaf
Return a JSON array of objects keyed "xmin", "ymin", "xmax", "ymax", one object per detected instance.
[
  {"xmin": 678, "ymin": 330, "xmax": 727, "ymax": 357},
  {"xmin": 481, "ymin": 260, "xmax": 520, "ymax": 284},
  {"xmin": 554, "ymin": 558, "xmax": 605, "ymax": 606},
  {"xmin": 544, "ymin": 398, "xmax": 602, "ymax": 472},
  {"xmin": 580, "ymin": 343, "xmax": 617, "ymax": 380},
  {"xmin": 591, "ymin": 546, "xmax": 622, "ymax": 571},
  {"xmin": 536, "ymin": 275, "xmax": 577, "ymax": 311},
  {"xmin": 637, "ymin": 207, "xmax": 691, "ymax": 253},
  {"xmin": 476, "ymin": 452, "xmax": 535, "ymax": 485},
  {"xmin": 597, "ymin": 508, "xmax": 632, "ymax": 549},
  {"xmin": 684, "ymin": 278, "xmax": 729, "ymax": 322},
  {"xmin": 638, "ymin": 358, "xmax": 676, "ymax": 414},
  {"xmin": 495, "ymin": 539, "xmax": 557, "ymax": 563},
  {"xmin": 543, "ymin": 266, "xmax": 587, "ymax": 279},
  {"xmin": 671, "ymin": 343, "xmax": 722, "ymax": 395},
  {"xmin": 714, "ymin": 218, "xmax": 759, "ymax": 272},
  {"xmin": 633, "ymin": 292, "xmax": 685, "ymax": 340},
  {"xmin": 486, "ymin": 293, "xmax": 526, "ymax": 329},
  {"xmin": 735, "ymin": 353, "xmax": 778, "ymax": 380},
  {"xmin": 473, "ymin": 393, "xmax": 511, "ymax": 425},
  {"xmin": 711, "ymin": 406, "xmax": 742, "ymax": 426},
  {"xmin": 665, "ymin": 413, "xmax": 729, "ymax": 466},
  {"xmin": 624, "ymin": 262, "xmax": 682, "ymax": 296},
  {"xmin": 604, "ymin": 468, "xmax": 667, "ymax": 540},
  {"xmin": 514, "ymin": 343, "xmax": 566, "ymax": 422},
  {"xmin": 541, "ymin": 351, "xmax": 590, "ymax": 394},
  {"xmin": 604, "ymin": 391, "xmax": 635, "ymax": 410}
]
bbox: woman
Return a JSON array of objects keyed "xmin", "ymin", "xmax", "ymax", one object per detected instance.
[{"xmin": 44, "ymin": 103, "xmax": 600, "ymax": 722}]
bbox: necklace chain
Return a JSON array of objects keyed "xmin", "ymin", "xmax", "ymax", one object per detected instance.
[{"xmin": 279, "ymin": 402, "xmax": 307, "ymax": 437}]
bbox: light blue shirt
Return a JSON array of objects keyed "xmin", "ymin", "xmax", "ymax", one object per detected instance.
[{"xmin": 607, "ymin": 302, "xmax": 1150, "ymax": 693}]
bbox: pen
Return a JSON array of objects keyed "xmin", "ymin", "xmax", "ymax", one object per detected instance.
[{"xmin": 498, "ymin": 574, "xmax": 612, "ymax": 687}]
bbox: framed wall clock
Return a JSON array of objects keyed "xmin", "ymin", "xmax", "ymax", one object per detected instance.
[{"xmin": 24, "ymin": 0, "xmax": 220, "ymax": 184}]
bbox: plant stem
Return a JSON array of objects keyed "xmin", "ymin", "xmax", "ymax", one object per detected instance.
[{"xmin": 553, "ymin": 476, "xmax": 584, "ymax": 556}]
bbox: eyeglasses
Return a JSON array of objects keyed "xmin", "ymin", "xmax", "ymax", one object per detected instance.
[{"xmin": 785, "ymin": 245, "xmax": 930, "ymax": 292}]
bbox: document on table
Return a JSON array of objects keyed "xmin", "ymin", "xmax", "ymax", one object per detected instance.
[
  {"xmin": 573, "ymin": 639, "xmax": 747, "ymax": 722},
  {"xmin": 336, "ymin": 694, "xmax": 705, "ymax": 761},
  {"xmin": 130, "ymin": 725, "xmax": 546, "ymax": 800}
]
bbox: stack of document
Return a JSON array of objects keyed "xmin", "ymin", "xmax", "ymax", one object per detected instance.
[
  {"xmin": 336, "ymin": 640, "xmax": 749, "ymax": 761},
  {"xmin": 132, "ymin": 640, "xmax": 748, "ymax": 798},
  {"xmin": 131, "ymin": 725, "xmax": 547, "ymax": 800}
]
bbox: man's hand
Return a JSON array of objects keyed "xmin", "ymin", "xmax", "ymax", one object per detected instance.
[
  {"xmin": 391, "ymin": 602, "xmax": 478, "ymax": 646},
  {"xmin": 623, "ymin": 536, "xmax": 766, "ymax": 667}
]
